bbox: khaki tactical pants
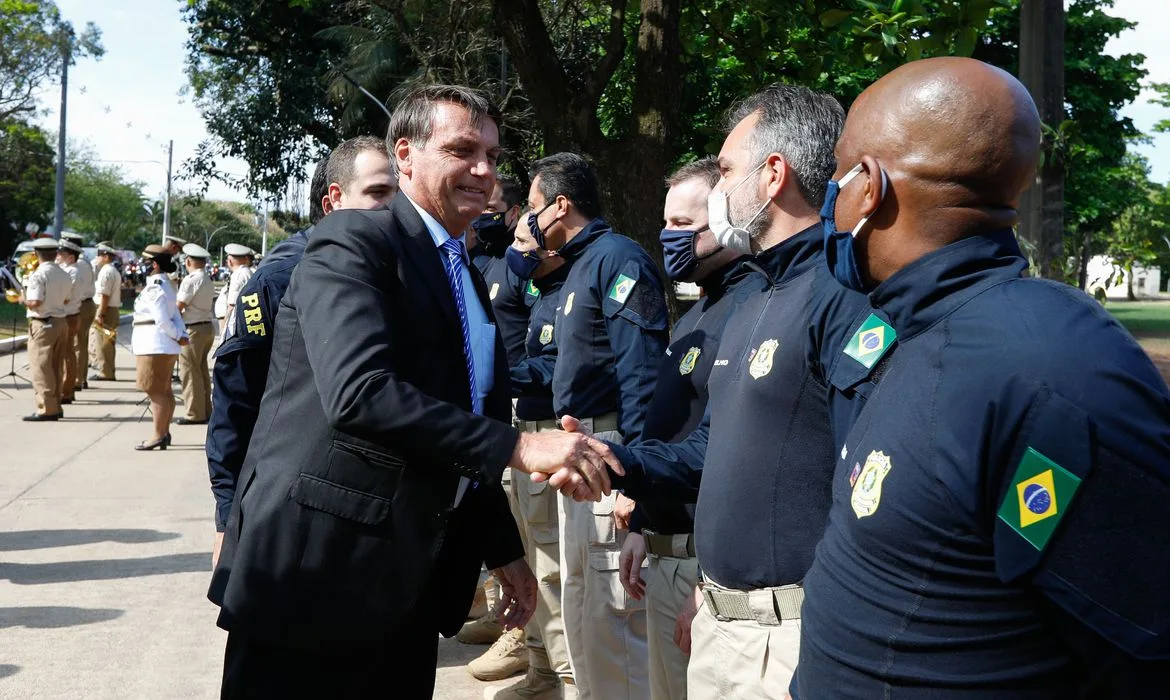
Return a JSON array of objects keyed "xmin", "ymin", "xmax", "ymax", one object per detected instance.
[
  {"xmin": 28, "ymin": 317, "xmax": 67, "ymax": 416},
  {"xmin": 646, "ymin": 552, "xmax": 700, "ymax": 700},
  {"xmin": 559, "ymin": 425, "xmax": 649, "ymax": 699},
  {"xmin": 686, "ymin": 587, "xmax": 801, "ymax": 700},
  {"xmin": 179, "ymin": 323, "xmax": 214, "ymax": 421},
  {"xmin": 75, "ymin": 299, "xmax": 96, "ymax": 390},
  {"xmin": 60, "ymin": 314, "xmax": 80, "ymax": 401},
  {"xmin": 90, "ymin": 307, "xmax": 119, "ymax": 379}
]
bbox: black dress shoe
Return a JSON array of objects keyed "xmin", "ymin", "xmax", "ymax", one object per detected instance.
[
  {"xmin": 175, "ymin": 418, "xmax": 208, "ymax": 425},
  {"xmin": 61, "ymin": 398, "xmax": 73, "ymax": 405},
  {"xmin": 134, "ymin": 432, "xmax": 172, "ymax": 451},
  {"xmin": 23, "ymin": 413, "xmax": 60, "ymax": 422}
]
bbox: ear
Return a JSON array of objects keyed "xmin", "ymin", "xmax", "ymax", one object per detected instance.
[
  {"xmin": 554, "ymin": 194, "xmax": 571, "ymax": 218},
  {"xmin": 762, "ymin": 153, "xmax": 788, "ymax": 202},
  {"xmin": 327, "ymin": 183, "xmax": 344, "ymax": 207},
  {"xmin": 393, "ymin": 137, "xmax": 412, "ymax": 177},
  {"xmin": 856, "ymin": 155, "xmax": 885, "ymax": 219},
  {"xmin": 320, "ymin": 195, "xmax": 333, "ymax": 216},
  {"xmin": 506, "ymin": 203, "xmax": 522, "ymax": 227}
]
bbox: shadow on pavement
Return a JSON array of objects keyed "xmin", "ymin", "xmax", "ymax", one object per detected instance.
[
  {"xmin": 0, "ymin": 606, "xmax": 123, "ymax": 629},
  {"xmin": 0, "ymin": 529, "xmax": 181, "ymax": 552},
  {"xmin": 1, "ymin": 552, "xmax": 211, "ymax": 585},
  {"xmin": 436, "ymin": 634, "xmax": 495, "ymax": 669},
  {"xmin": 0, "ymin": 664, "xmax": 18, "ymax": 680}
]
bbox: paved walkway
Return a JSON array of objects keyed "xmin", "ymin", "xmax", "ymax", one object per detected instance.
[{"xmin": 0, "ymin": 339, "xmax": 508, "ymax": 699}]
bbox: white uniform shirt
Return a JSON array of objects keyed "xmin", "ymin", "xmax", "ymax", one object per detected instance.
[
  {"xmin": 62, "ymin": 262, "xmax": 82, "ymax": 316},
  {"xmin": 132, "ymin": 274, "xmax": 188, "ymax": 356},
  {"xmin": 24, "ymin": 262, "xmax": 72, "ymax": 319},
  {"xmin": 74, "ymin": 255, "xmax": 96, "ymax": 302},
  {"xmin": 177, "ymin": 267, "xmax": 215, "ymax": 325},
  {"xmin": 94, "ymin": 263, "xmax": 122, "ymax": 308},
  {"xmin": 222, "ymin": 265, "xmax": 255, "ymax": 337}
]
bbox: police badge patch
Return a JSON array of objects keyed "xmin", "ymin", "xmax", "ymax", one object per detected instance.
[
  {"xmin": 748, "ymin": 339, "xmax": 778, "ymax": 379},
  {"xmin": 679, "ymin": 347, "xmax": 701, "ymax": 375},
  {"xmin": 564, "ymin": 292, "xmax": 575, "ymax": 316},
  {"xmin": 851, "ymin": 450, "xmax": 892, "ymax": 519},
  {"xmin": 539, "ymin": 324, "xmax": 554, "ymax": 344},
  {"xmin": 489, "ymin": 282, "xmax": 500, "ymax": 300}
]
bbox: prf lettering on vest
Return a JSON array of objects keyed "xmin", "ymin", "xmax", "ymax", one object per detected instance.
[{"xmin": 240, "ymin": 294, "xmax": 265, "ymax": 336}]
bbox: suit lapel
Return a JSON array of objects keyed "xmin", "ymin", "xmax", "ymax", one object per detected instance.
[{"xmin": 393, "ymin": 194, "xmax": 458, "ymax": 323}]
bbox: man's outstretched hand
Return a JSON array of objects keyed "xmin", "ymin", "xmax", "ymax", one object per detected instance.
[
  {"xmin": 510, "ymin": 422, "xmax": 624, "ymax": 501},
  {"xmin": 491, "ymin": 557, "xmax": 538, "ymax": 630}
]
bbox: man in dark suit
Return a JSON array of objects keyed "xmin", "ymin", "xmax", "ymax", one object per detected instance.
[{"xmin": 208, "ymin": 84, "xmax": 620, "ymax": 698}]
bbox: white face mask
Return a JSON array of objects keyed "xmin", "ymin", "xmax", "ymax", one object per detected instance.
[{"xmin": 708, "ymin": 160, "xmax": 769, "ymax": 255}]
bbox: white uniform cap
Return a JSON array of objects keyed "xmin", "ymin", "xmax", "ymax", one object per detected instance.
[
  {"xmin": 182, "ymin": 243, "xmax": 212, "ymax": 259},
  {"xmin": 224, "ymin": 243, "xmax": 255, "ymax": 257}
]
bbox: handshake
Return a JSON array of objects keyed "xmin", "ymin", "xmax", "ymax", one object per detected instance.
[{"xmin": 508, "ymin": 415, "xmax": 625, "ymax": 502}]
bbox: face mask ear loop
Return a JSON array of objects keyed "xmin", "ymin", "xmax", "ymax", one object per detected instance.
[{"xmin": 848, "ymin": 167, "xmax": 887, "ymax": 239}]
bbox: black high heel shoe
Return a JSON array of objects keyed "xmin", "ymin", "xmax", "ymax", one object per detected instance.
[{"xmin": 134, "ymin": 433, "xmax": 172, "ymax": 451}]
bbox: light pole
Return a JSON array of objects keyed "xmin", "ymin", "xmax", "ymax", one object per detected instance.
[{"xmin": 204, "ymin": 223, "xmax": 234, "ymax": 252}]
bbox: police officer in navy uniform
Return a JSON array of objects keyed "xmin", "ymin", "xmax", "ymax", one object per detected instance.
[
  {"xmin": 554, "ymin": 85, "xmax": 870, "ymax": 696},
  {"xmin": 517, "ymin": 152, "xmax": 668, "ymax": 699},
  {"xmin": 206, "ymin": 137, "xmax": 396, "ymax": 567},
  {"xmin": 616, "ymin": 155, "xmax": 756, "ymax": 700},
  {"xmin": 470, "ymin": 176, "xmax": 537, "ymax": 366},
  {"xmin": 790, "ymin": 58, "xmax": 1170, "ymax": 699}
]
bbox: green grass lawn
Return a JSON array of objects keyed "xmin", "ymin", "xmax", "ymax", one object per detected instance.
[
  {"xmin": 0, "ymin": 301, "xmax": 25, "ymax": 339},
  {"xmin": 1104, "ymin": 300, "xmax": 1170, "ymax": 337}
]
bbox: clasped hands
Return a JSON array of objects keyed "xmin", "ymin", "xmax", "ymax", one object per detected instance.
[{"xmin": 509, "ymin": 415, "xmax": 624, "ymax": 502}]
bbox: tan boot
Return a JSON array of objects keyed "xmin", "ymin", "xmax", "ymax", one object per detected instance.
[
  {"xmin": 458, "ymin": 613, "xmax": 504, "ymax": 645},
  {"xmin": 467, "ymin": 627, "xmax": 528, "ymax": 681},
  {"xmin": 483, "ymin": 667, "xmax": 561, "ymax": 700}
]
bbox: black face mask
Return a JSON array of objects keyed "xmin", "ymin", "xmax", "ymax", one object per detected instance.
[{"xmin": 471, "ymin": 211, "xmax": 515, "ymax": 253}]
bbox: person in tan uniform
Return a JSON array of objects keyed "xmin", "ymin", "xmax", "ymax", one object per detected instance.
[
  {"xmin": 61, "ymin": 233, "xmax": 96, "ymax": 392},
  {"xmin": 55, "ymin": 239, "xmax": 84, "ymax": 405},
  {"xmin": 216, "ymin": 243, "xmax": 255, "ymax": 339},
  {"xmin": 20, "ymin": 238, "xmax": 72, "ymax": 421},
  {"xmin": 89, "ymin": 243, "xmax": 122, "ymax": 381},
  {"xmin": 176, "ymin": 243, "xmax": 216, "ymax": 424}
]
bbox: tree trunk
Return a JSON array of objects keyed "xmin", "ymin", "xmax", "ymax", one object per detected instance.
[
  {"xmin": 1018, "ymin": 0, "xmax": 1066, "ymax": 281},
  {"xmin": 1127, "ymin": 262, "xmax": 1136, "ymax": 301},
  {"xmin": 1077, "ymin": 228, "xmax": 1091, "ymax": 290}
]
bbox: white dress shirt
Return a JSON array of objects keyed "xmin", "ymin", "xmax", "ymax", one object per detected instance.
[
  {"xmin": 177, "ymin": 268, "xmax": 215, "ymax": 325},
  {"xmin": 74, "ymin": 255, "xmax": 96, "ymax": 302},
  {"xmin": 132, "ymin": 274, "xmax": 188, "ymax": 355},
  {"xmin": 62, "ymin": 262, "xmax": 82, "ymax": 316},
  {"xmin": 94, "ymin": 263, "xmax": 122, "ymax": 308},
  {"xmin": 24, "ymin": 262, "xmax": 71, "ymax": 319}
]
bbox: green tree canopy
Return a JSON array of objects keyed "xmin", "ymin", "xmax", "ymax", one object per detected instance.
[
  {"xmin": 0, "ymin": 118, "xmax": 55, "ymax": 257},
  {"xmin": 63, "ymin": 160, "xmax": 147, "ymax": 245},
  {"xmin": 0, "ymin": 0, "xmax": 103, "ymax": 121}
]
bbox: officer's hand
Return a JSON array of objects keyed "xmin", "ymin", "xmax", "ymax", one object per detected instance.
[
  {"xmin": 211, "ymin": 531, "xmax": 224, "ymax": 569},
  {"xmin": 491, "ymin": 557, "xmax": 537, "ymax": 631},
  {"xmin": 178, "ymin": 337, "xmax": 190, "ymax": 347},
  {"xmin": 674, "ymin": 584, "xmax": 703, "ymax": 655},
  {"xmin": 614, "ymin": 493, "xmax": 636, "ymax": 530},
  {"xmin": 559, "ymin": 414, "xmax": 593, "ymax": 436},
  {"xmin": 619, "ymin": 532, "xmax": 647, "ymax": 600},
  {"xmin": 513, "ymin": 430, "xmax": 622, "ymax": 501}
]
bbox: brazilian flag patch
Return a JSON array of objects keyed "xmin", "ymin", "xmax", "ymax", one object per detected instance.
[
  {"xmin": 997, "ymin": 447, "xmax": 1082, "ymax": 551},
  {"xmin": 843, "ymin": 313, "xmax": 895, "ymax": 369},
  {"xmin": 608, "ymin": 273, "xmax": 637, "ymax": 305},
  {"xmin": 525, "ymin": 280, "xmax": 540, "ymax": 298}
]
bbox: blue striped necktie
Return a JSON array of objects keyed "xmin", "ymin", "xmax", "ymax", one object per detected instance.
[{"xmin": 440, "ymin": 238, "xmax": 481, "ymax": 414}]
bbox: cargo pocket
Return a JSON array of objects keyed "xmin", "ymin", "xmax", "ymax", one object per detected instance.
[
  {"xmin": 588, "ymin": 548, "xmax": 645, "ymax": 615},
  {"xmin": 525, "ymin": 477, "xmax": 560, "ymax": 544},
  {"xmin": 589, "ymin": 492, "xmax": 618, "ymax": 547}
]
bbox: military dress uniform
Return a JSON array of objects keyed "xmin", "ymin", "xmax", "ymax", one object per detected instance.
[
  {"xmin": 58, "ymin": 241, "xmax": 84, "ymax": 403},
  {"xmin": 177, "ymin": 250, "xmax": 216, "ymax": 423},
  {"xmin": 607, "ymin": 226, "xmax": 871, "ymax": 698},
  {"xmin": 132, "ymin": 272, "xmax": 187, "ymax": 395},
  {"xmin": 217, "ymin": 244, "xmax": 255, "ymax": 340},
  {"xmin": 794, "ymin": 230, "xmax": 1170, "ymax": 699},
  {"xmin": 23, "ymin": 243, "xmax": 73, "ymax": 419},
  {"xmin": 506, "ymin": 264, "xmax": 573, "ymax": 691},
  {"xmin": 90, "ymin": 253, "xmax": 122, "ymax": 380},
  {"xmin": 631, "ymin": 257, "xmax": 755, "ymax": 700},
  {"xmin": 67, "ymin": 244, "xmax": 97, "ymax": 392},
  {"xmin": 552, "ymin": 218, "xmax": 668, "ymax": 699}
]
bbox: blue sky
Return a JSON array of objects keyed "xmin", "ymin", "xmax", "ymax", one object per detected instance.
[{"xmin": 35, "ymin": 0, "xmax": 1170, "ymax": 207}]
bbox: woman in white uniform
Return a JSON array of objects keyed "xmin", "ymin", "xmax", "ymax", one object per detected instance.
[{"xmin": 132, "ymin": 245, "xmax": 189, "ymax": 450}]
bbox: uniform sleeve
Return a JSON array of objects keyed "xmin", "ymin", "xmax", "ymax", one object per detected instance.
[
  {"xmin": 24, "ymin": 270, "xmax": 45, "ymax": 301},
  {"xmin": 177, "ymin": 276, "xmax": 196, "ymax": 304},
  {"xmin": 206, "ymin": 340, "xmax": 271, "ymax": 531},
  {"xmin": 510, "ymin": 355, "xmax": 555, "ymax": 397},
  {"xmin": 629, "ymin": 503, "xmax": 650, "ymax": 534},
  {"xmin": 146, "ymin": 286, "xmax": 185, "ymax": 342},
  {"xmin": 990, "ymin": 329, "xmax": 1170, "ymax": 661},
  {"xmin": 227, "ymin": 270, "xmax": 245, "ymax": 305},
  {"xmin": 601, "ymin": 256, "xmax": 669, "ymax": 442},
  {"xmin": 99, "ymin": 268, "xmax": 116, "ymax": 297},
  {"xmin": 609, "ymin": 409, "xmax": 709, "ymax": 503}
]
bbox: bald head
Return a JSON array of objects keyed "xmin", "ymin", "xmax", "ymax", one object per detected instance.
[{"xmin": 831, "ymin": 58, "xmax": 1042, "ymax": 284}]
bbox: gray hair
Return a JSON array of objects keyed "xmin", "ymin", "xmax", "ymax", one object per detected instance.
[
  {"xmin": 387, "ymin": 84, "xmax": 502, "ymax": 175},
  {"xmin": 726, "ymin": 84, "xmax": 844, "ymax": 208}
]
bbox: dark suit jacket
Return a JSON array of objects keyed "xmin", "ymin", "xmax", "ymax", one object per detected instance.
[{"xmin": 208, "ymin": 194, "xmax": 524, "ymax": 649}]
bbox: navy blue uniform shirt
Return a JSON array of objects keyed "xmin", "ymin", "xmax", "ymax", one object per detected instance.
[
  {"xmin": 629, "ymin": 258, "xmax": 756, "ymax": 536},
  {"xmin": 472, "ymin": 248, "xmax": 537, "ymax": 367},
  {"xmin": 511, "ymin": 265, "xmax": 569, "ymax": 422},
  {"xmin": 610, "ymin": 225, "xmax": 871, "ymax": 589},
  {"xmin": 794, "ymin": 230, "xmax": 1170, "ymax": 699},
  {"xmin": 552, "ymin": 219, "xmax": 669, "ymax": 442},
  {"xmin": 206, "ymin": 228, "xmax": 310, "ymax": 531}
]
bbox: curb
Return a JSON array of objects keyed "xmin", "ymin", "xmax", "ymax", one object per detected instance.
[{"xmin": 0, "ymin": 313, "xmax": 133, "ymax": 356}]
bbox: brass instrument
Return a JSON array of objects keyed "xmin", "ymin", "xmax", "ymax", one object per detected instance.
[
  {"xmin": 14, "ymin": 251, "xmax": 39, "ymax": 285},
  {"xmin": 3, "ymin": 288, "xmax": 18, "ymax": 303},
  {"xmin": 95, "ymin": 324, "xmax": 117, "ymax": 341}
]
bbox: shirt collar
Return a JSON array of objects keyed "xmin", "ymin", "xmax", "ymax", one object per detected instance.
[
  {"xmin": 869, "ymin": 228, "xmax": 1028, "ymax": 340},
  {"xmin": 745, "ymin": 223, "xmax": 823, "ymax": 287},
  {"xmin": 558, "ymin": 218, "xmax": 611, "ymax": 261},
  {"xmin": 403, "ymin": 191, "xmax": 470, "ymax": 263}
]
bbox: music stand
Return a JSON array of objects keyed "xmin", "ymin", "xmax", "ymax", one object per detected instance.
[{"xmin": 1, "ymin": 268, "xmax": 31, "ymax": 398}]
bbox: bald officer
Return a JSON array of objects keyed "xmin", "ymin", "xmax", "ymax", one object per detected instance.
[
  {"xmin": 61, "ymin": 233, "xmax": 96, "ymax": 392},
  {"xmin": 177, "ymin": 243, "xmax": 216, "ymax": 424},
  {"xmin": 20, "ymin": 238, "xmax": 72, "ymax": 421},
  {"xmin": 89, "ymin": 243, "xmax": 122, "ymax": 381}
]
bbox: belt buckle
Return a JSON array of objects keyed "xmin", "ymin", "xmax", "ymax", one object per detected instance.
[{"xmin": 700, "ymin": 586, "xmax": 729, "ymax": 622}]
